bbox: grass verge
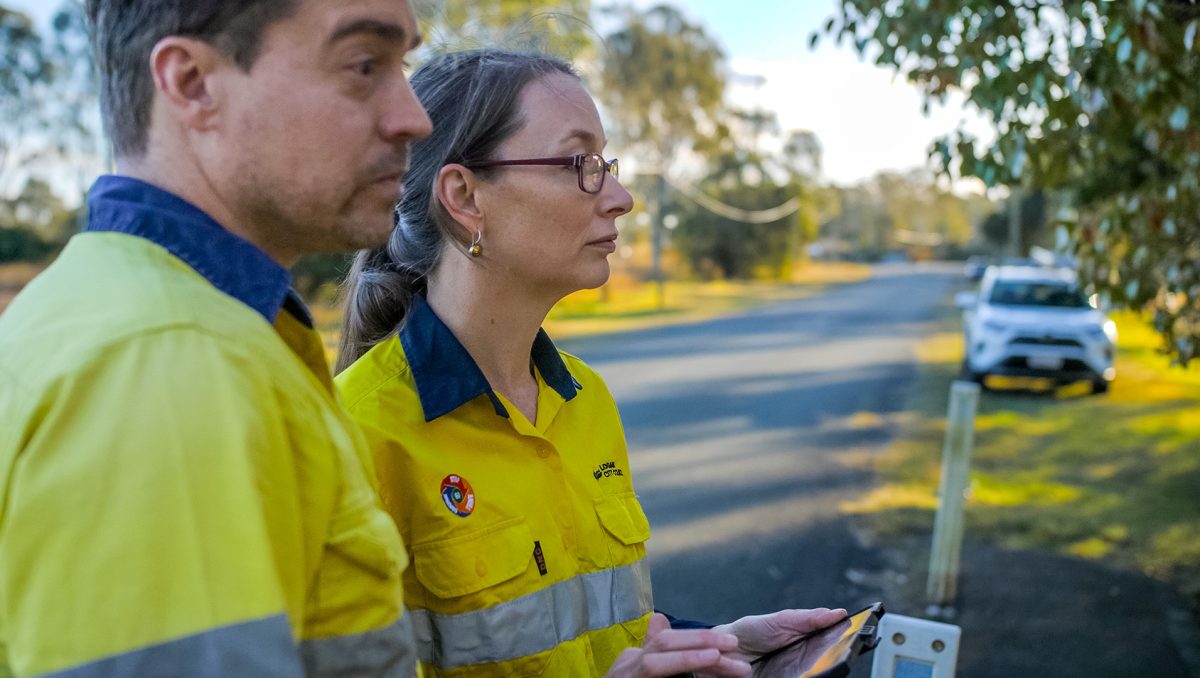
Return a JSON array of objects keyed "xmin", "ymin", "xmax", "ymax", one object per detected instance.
[
  {"xmin": 844, "ymin": 304, "xmax": 1200, "ymax": 611},
  {"xmin": 315, "ymin": 261, "xmax": 871, "ymax": 356},
  {"xmin": 543, "ymin": 262, "xmax": 871, "ymax": 339}
]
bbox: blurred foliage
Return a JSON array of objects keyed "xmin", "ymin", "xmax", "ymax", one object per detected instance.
[
  {"xmin": 0, "ymin": 1, "xmax": 97, "ymax": 263},
  {"xmin": 980, "ymin": 189, "xmax": 1048, "ymax": 253},
  {"xmin": 414, "ymin": 0, "xmax": 594, "ymax": 57},
  {"xmin": 1, "ymin": 4, "xmax": 54, "ymax": 191},
  {"xmin": 819, "ymin": 0, "xmax": 1200, "ymax": 364},
  {"xmin": 292, "ymin": 252, "xmax": 353, "ymax": 304},
  {"xmin": 673, "ymin": 151, "xmax": 804, "ymax": 279},
  {"xmin": 0, "ymin": 226, "xmax": 53, "ymax": 263},
  {"xmin": 597, "ymin": 3, "xmax": 727, "ymax": 168},
  {"xmin": 821, "ymin": 170, "xmax": 991, "ymax": 257},
  {"xmin": 1, "ymin": 177, "xmax": 80, "ymax": 243},
  {"xmin": 0, "ymin": 1, "xmax": 97, "ymax": 193}
]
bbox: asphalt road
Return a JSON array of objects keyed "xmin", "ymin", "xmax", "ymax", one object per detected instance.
[{"xmin": 564, "ymin": 262, "xmax": 963, "ymax": 624}]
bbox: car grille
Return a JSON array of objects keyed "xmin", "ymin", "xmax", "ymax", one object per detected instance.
[
  {"xmin": 1009, "ymin": 335, "xmax": 1083, "ymax": 348},
  {"xmin": 999, "ymin": 357, "xmax": 1091, "ymax": 371}
]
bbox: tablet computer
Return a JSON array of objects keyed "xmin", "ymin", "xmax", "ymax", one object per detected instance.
[{"xmin": 751, "ymin": 602, "xmax": 884, "ymax": 678}]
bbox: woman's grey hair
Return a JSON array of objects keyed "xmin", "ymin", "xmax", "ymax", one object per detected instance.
[{"xmin": 336, "ymin": 49, "xmax": 577, "ymax": 373}]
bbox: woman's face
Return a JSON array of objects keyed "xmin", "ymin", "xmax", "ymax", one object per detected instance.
[{"xmin": 474, "ymin": 72, "xmax": 634, "ymax": 300}]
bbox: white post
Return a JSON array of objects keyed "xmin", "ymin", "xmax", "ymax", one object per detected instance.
[{"xmin": 926, "ymin": 380, "xmax": 980, "ymax": 614}]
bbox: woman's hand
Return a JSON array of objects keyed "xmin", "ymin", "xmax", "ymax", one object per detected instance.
[
  {"xmin": 605, "ymin": 613, "xmax": 751, "ymax": 677},
  {"xmin": 706, "ymin": 607, "xmax": 848, "ymax": 666}
]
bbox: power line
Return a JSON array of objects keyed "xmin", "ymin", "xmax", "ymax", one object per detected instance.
[{"xmin": 662, "ymin": 175, "xmax": 802, "ymax": 225}]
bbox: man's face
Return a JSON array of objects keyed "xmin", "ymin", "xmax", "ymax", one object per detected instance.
[{"xmin": 205, "ymin": 0, "xmax": 432, "ymax": 261}]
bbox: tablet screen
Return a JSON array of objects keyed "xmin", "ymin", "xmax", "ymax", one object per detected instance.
[{"xmin": 753, "ymin": 603, "xmax": 882, "ymax": 678}]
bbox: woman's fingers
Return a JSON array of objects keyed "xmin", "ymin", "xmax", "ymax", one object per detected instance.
[
  {"xmin": 644, "ymin": 627, "xmax": 741, "ymax": 654},
  {"xmin": 604, "ymin": 616, "xmax": 751, "ymax": 678},
  {"xmin": 639, "ymin": 648, "xmax": 750, "ymax": 677}
]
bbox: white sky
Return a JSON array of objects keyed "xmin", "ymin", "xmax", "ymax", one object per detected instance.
[
  {"xmin": 9, "ymin": 0, "xmax": 995, "ymax": 188},
  {"xmin": 654, "ymin": 0, "xmax": 994, "ymax": 186}
]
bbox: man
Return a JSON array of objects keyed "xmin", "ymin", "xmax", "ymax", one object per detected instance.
[{"xmin": 0, "ymin": 0, "xmax": 432, "ymax": 674}]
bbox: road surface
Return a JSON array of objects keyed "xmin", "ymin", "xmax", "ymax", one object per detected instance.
[{"xmin": 565, "ymin": 262, "xmax": 961, "ymax": 623}]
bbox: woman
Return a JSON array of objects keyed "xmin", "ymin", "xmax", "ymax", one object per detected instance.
[{"xmin": 335, "ymin": 49, "xmax": 842, "ymax": 677}]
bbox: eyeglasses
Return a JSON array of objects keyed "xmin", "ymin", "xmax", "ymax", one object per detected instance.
[{"xmin": 464, "ymin": 153, "xmax": 619, "ymax": 194}]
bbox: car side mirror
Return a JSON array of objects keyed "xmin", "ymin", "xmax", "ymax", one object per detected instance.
[{"xmin": 955, "ymin": 291, "xmax": 978, "ymax": 309}]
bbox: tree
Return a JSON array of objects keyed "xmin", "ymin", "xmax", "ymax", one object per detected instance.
[
  {"xmin": 7, "ymin": 177, "xmax": 75, "ymax": 243},
  {"xmin": 46, "ymin": 1, "xmax": 103, "ymax": 182},
  {"xmin": 673, "ymin": 151, "xmax": 801, "ymax": 280},
  {"xmin": 596, "ymin": 3, "xmax": 727, "ymax": 168},
  {"xmin": 413, "ymin": 0, "xmax": 594, "ymax": 57},
  {"xmin": 820, "ymin": 0, "xmax": 1200, "ymax": 364},
  {"xmin": 0, "ymin": 5, "xmax": 55, "ymax": 194}
]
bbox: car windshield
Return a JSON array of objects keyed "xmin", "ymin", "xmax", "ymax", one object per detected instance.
[{"xmin": 988, "ymin": 281, "xmax": 1090, "ymax": 308}]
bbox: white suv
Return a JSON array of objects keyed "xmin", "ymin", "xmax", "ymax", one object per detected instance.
[{"xmin": 957, "ymin": 266, "xmax": 1117, "ymax": 393}]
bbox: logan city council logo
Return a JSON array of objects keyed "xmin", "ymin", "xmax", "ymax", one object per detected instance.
[{"xmin": 440, "ymin": 474, "xmax": 475, "ymax": 518}]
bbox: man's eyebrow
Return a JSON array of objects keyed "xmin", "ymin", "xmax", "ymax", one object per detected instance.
[{"xmin": 326, "ymin": 18, "xmax": 422, "ymax": 49}]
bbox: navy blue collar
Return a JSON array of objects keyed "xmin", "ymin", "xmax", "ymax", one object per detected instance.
[
  {"xmin": 85, "ymin": 175, "xmax": 310, "ymax": 326},
  {"xmin": 400, "ymin": 294, "xmax": 580, "ymax": 422}
]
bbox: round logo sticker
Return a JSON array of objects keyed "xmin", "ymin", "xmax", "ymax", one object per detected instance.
[{"xmin": 440, "ymin": 474, "xmax": 475, "ymax": 518}]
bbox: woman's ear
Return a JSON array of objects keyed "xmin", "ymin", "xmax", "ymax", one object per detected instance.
[{"xmin": 436, "ymin": 164, "xmax": 484, "ymax": 232}]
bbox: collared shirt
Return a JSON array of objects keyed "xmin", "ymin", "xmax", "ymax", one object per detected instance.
[
  {"xmin": 336, "ymin": 294, "xmax": 654, "ymax": 677},
  {"xmin": 0, "ymin": 175, "xmax": 416, "ymax": 677}
]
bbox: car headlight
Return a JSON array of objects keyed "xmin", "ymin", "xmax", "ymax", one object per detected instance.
[
  {"xmin": 1086, "ymin": 321, "xmax": 1118, "ymax": 342},
  {"xmin": 982, "ymin": 320, "xmax": 1007, "ymax": 333}
]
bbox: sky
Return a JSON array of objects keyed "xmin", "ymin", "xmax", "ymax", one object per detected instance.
[
  {"xmin": 651, "ymin": 0, "xmax": 993, "ymax": 186},
  {"xmin": 9, "ymin": 0, "xmax": 993, "ymax": 188}
]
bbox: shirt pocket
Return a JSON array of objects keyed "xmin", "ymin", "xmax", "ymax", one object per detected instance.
[
  {"xmin": 594, "ymin": 492, "xmax": 651, "ymax": 566},
  {"xmin": 411, "ymin": 519, "xmax": 556, "ymax": 677},
  {"xmin": 412, "ymin": 517, "xmax": 534, "ymax": 600},
  {"xmin": 593, "ymin": 493, "xmax": 654, "ymax": 650}
]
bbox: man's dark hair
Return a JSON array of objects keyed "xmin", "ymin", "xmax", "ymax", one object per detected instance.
[{"xmin": 86, "ymin": 0, "xmax": 300, "ymax": 157}]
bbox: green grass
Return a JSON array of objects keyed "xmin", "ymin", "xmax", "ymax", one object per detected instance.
[
  {"xmin": 312, "ymin": 262, "xmax": 872, "ymax": 356},
  {"xmin": 844, "ymin": 307, "xmax": 1200, "ymax": 609},
  {"xmin": 543, "ymin": 262, "xmax": 871, "ymax": 339}
]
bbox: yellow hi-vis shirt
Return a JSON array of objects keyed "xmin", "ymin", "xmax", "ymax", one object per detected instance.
[
  {"xmin": 0, "ymin": 176, "xmax": 417, "ymax": 677},
  {"xmin": 336, "ymin": 294, "xmax": 654, "ymax": 677}
]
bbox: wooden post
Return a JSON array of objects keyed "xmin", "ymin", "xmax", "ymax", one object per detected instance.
[{"xmin": 926, "ymin": 380, "xmax": 980, "ymax": 614}]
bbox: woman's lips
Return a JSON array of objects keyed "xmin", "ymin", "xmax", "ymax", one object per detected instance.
[{"xmin": 586, "ymin": 235, "xmax": 618, "ymax": 252}]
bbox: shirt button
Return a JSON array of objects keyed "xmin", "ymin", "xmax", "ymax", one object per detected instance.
[
  {"xmin": 475, "ymin": 558, "xmax": 488, "ymax": 578},
  {"xmin": 537, "ymin": 445, "xmax": 551, "ymax": 459}
]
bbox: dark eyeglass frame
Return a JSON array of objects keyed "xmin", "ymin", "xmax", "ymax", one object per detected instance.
[{"xmin": 463, "ymin": 153, "xmax": 619, "ymax": 194}]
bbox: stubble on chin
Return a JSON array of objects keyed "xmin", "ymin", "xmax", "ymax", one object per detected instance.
[{"xmin": 330, "ymin": 208, "xmax": 396, "ymax": 252}]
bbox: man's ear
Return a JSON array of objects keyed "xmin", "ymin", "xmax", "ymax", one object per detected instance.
[
  {"xmin": 148, "ymin": 36, "xmax": 225, "ymax": 133},
  {"xmin": 436, "ymin": 164, "xmax": 485, "ymax": 233}
]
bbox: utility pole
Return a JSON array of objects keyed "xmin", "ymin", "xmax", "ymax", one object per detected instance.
[
  {"xmin": 1007, "ymin": 185, "xmax": 1023, "ymax": 258},
  {"xmin": 651, "ymin": 172, "xmax": 667, "ymax": 310}
]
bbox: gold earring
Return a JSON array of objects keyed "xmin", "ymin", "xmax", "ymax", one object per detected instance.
[{"xmin": 467, "ymin": 230, "xmax": 482, "ymax": 258}]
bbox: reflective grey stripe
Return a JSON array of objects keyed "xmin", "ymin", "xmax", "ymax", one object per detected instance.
[
  {"xmin": 409, "ymin": 559, "xmax": 653, "ymax": 670},
  {"xmin": 43, "ymin": 615, "xmax": 302, "ymax": 677},
  {"xmin": 301, "ymin": 615, "xmax": 418, "ymax": 677}
]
